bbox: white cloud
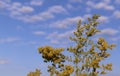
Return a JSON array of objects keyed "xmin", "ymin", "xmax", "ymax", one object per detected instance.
[
  {"xmin": 30, "ymin": 0, "xmax": 43, "ymax": 6},
  {"xmin": 113, "ymin": 10, "xmax": 120, "ymax": 19},
  {"xmin": 102, "ymin": 0, "xmax": 111, "ymax": 4},
  {"xmin": 0, "ymin": 1, "xmax": 9, "ymax": 8},
  {"xmin": 86, "ymin": 1, "xmax": 94, "ymax": 7},
  {"xmin": 46, "ymin": 32, "xmax": 57, "ymax": 39},
  {"xmin": 0, "ymin": 1, "xmax": 35, "ymax": 21},
  {"xmin": 47, "ymin": 30, "xmax": 74, "ymax": 44},
  {"xmin": 66, "ymin": 4, "xmax": 81, "ymax": 11},
  {"xmin": 66, "ymin": 4, "xmax": 74, "ymax": 9},
  {"xmin": 99, "ymin": 28, "xmax": 119, "ymax": 36},
  {"xmin": 47, "ymin": 30, "xmax": 74, "ymax": 40},
  {"xmin": 18, "ymin": 6, "xmax": 34, "ymax": 13},
  {"xmin": 33, "ymin": 31, "xmax": 45, "ymax": 35},
  {"xmin": 0, "ymin": 59, "xmax": 9, "ymax": 64},
  {"xmin": 39, "ymin": 11, "xmax": 54, "ymax": 19},
  {"xmin": 48, "ymin": 5, "xmax": 68, "ymax": 14},
  {"xmin": 70, "ymin": 0, "xmax": 82, "ymax": 3},
  {"xmin": 50, "ymin": 40, "xmax": 59, "ymax": 44},
  {"xmin": 7, "ymin": 2, "xmax": 21, "ymax": 11},
  {"xmin": 111, "ymin": 36, "xmax": 120, "ymax": 41},
  {"xmin": 98, "ymin": 16, "xmax": 109, "ymax": 22},
  {"xmin": 1, "ymin": 0, "xmax": 11, "ymax": 2},
  {"xmin": 50, "ymin": 16, "xmax": 83, "ymax": 29},
  {"xmin": 96, "ymin": 3, "xmax": 114, "ymax": 10},
  {"xmin": 11, "ymin": 5, "xmax": 67, "ymax": 22},
  {"xmin": 0, "ymin": 37, "xmax": 20, "ymax": 43},
  {"xmin": 13, "ymin": 12, "xmax": 54, "ymax": 22},
  {"xmin": 86, "ymin": 1, "xmax": 114, "ymax": 10},
  {"xmin": 0, "ymin": 1, "xmax": 34, "ymax": 14},
  {"xmin": 0, "ymin": 1, "xmax": 68, "ymax": 22},
  {"xmin": 6, "ymin": 2, "xmax": 22, "ymax": 15},
  {"xmin": 49, "ymin": 14, "xmax": 92, "ymax": 29},
  {"xmin": 15, "ymin": 11, "xmax": 54, "ymax": 22},
  {"xmin": 57, "ymin": 31, "xmax": 73, "ymax": 39},
  {"xmin": 12, "ymin": 2, "xmax": 21, "ymax": 6},
  {"xmin": 115, "ymin": 0, "xmax": 120, "ymax": 4}
]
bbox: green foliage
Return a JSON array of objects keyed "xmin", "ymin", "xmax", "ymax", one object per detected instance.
[{"xmin": 27, "ymin": 14, "xmax": 116, "ymax": 76}]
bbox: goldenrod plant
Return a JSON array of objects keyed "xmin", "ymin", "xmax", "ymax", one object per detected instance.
[
  {"xmin": 27, "ymin": 14, "xmax": 116, "ymax": 76},
  {"xmin": 66, "ymin": 14, "xmax": 116, "ymax": 76},
  {"xmin": 27, "ymin": 69, "xmax": 41, "ymax": 76}
]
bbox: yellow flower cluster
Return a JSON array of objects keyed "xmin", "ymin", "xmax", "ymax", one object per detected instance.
[
  {"xmin": 27, "ymin": 69, "xmax": 41, "ymax": 76},
  {"xmin": 79, "ymin": 73, "xmax": 87, "ymax": 76},
  {"xmin": 97, "ymin": 38, "xmax": 116, "ymax": 51},
  {"xmin": 61, "ymin": 65, "xmax": 74, "ymax": 76},
  {"xmin": 100, "ymin": 70, "xmax": 106, "ymax": 74},
  {"xmin": 91, "ymin": 59, "xmax": 100, "ymax": 68},
  {"xmin": 38, "ymin": 46, "xmax": 65, "ymax": 64},
  {"xmin": 102, "ymin": 63, "xmax": 112, "ymax": 71},
  {"xmin": 86, "ymin": 28, "xmax": 96, "ymax": 37},
  {"xmin": 97, "ymin": 38, "xmax": 108, "ymax": 51},
  {"xmin": 100, "ymin": 63, "xmax": 112, "ymax": 75}
]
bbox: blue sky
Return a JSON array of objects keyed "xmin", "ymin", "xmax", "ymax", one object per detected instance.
[{"xmin": 0, "ymin": 0, "xmax": 120, "ymax": 76}]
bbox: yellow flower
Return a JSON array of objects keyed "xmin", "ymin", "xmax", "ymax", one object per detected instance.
[
  {"xmin": 79, "ymin": 73, "xmax": 87, "ymax": 76},
  {"xmin": 101, "ymin": 71, "xmax": 106, "ymax": 74}
]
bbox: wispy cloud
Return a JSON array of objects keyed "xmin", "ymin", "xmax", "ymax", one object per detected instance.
[
  {"xmin": 46, "ymin": 30, "xmax": 74, "ymax": 44},
  {"xmin": 0, "ymin": 1, "xmax": 67, "ymax": 22},
  {"xmin": 113, "ymin": 10, "xmax": 120, "ymax": 19},
  {"xmin": 98, "ymin": 16, "xmax": 109, "ymax": 22},
  {"xmin": 115, "ymin": 0, "xmax": 120, "ymax": 4},
  {"xmin": 0, "ymin": 37, "xmax": 20, "ymax": 43},
  {"xmin": 98, "ymin": 28, "xmax": 119, "ymax": 36},
  {"xmin": 0, "ymin": 1, "xmax": 34, "ymax": 14},
  {"xmin": 111, "ymin": 36, "xmax": 120, "ymax": 41},
  {"xmin": 49, "ymin": 14, "xmax": 95, "ymax": 29},
  {"xmin": 11, "ymin": 5, "xmax": 67, "ymax": 22},
  {"xmin": 32, "ymin": 31, "xmax": 46, "ymax": 35},
  {"xmin": 48, "ymin": 5, "xmax": 68, "ymax": 14},
  {"xmin": 0, "ymin": 59, "xmax": 9, "ymax": 64},
  {"xmin": 17, "ymin": 6, "xmax": 34, "ymax": 13},
  {"xmin": 86, "ymin": 1, "xmax": 114, "ymax": 10},
  {"xmin": 70, "ymin": 0, "xmax": 82, "ymax": 3},
  {"xmin": 0, "ymin": 0, "xmax": 9, "ymax": 8},
  {"xmin": 50, "ymin": 40, "xmax": 59, "ymax": 44},
  {"xmin": 49, "ymin": 16, "xmax": 83, "ymax": 29},
  {"xmin": 66, "ymin": 3, "xmax": 81, "ymax": 11},
  {"xmin": 15, "ymin": 11, "xmax": 54, "ymax": 22},
  {"xmin": 66, "ymin": 4, "xmax": 74, "ymax": 9},
  {"xmin": 30, "ymin": 0, "xmax": 43, "ymax": 6}
]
